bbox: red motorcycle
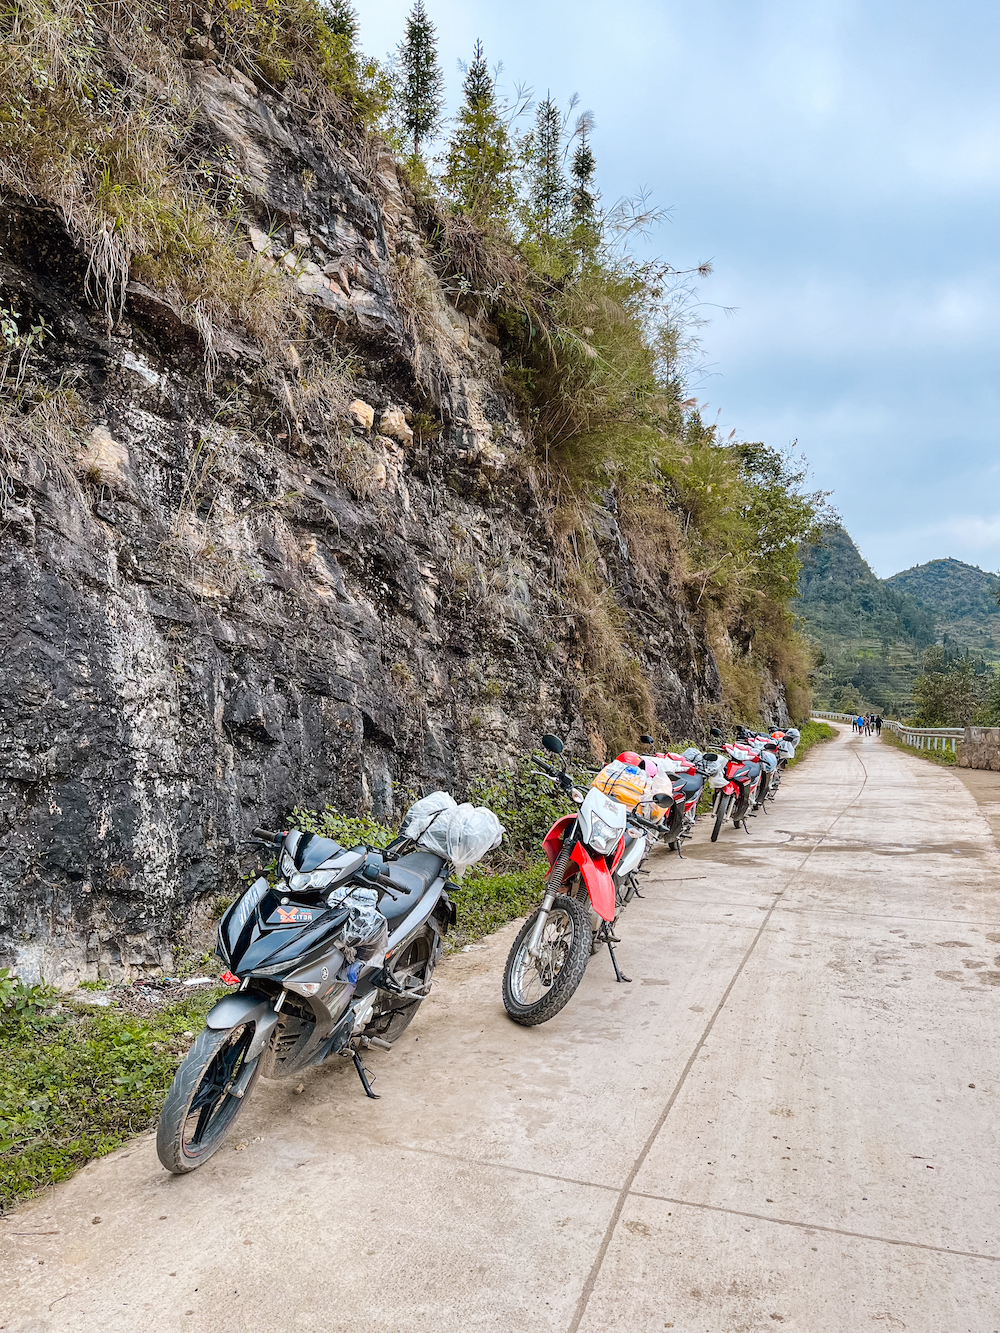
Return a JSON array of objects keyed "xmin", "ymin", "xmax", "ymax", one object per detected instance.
[
  {"xmin": 706, "ymin": 727, "xmax": 763, "ymax": 842},
  {"xmin": 501, "ymin": 736, "xmax": 667, "ymax": 1025}
]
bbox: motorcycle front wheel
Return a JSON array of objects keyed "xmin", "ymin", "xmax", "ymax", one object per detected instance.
[
  {"xmin": 156, "ymin": 1021, "xmax": 261, "ymax": 1173},
  {"xmin": 502, "ymin": 893, "xmax": 592, "ymax": 1026},
  {"xmin": 711, "ymin": 793, "xmax": 732, "ymax": 842},
  {"xmin": 733, "ymin": 790, "xmax": 752, "ymax": 826}
]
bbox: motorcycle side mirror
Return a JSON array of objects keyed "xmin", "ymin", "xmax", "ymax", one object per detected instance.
[
  {"xmin": 702, "ymin": 751, "xmax": 719, "ymax": 762},
  {"xmin": 653, "ymin": 792, "xmax": 671, "ymax": 807},
  {"xmin": 709, "ymin": 726, "xmax": 724, "ymax": 740},
  {"xmin": 541, "ymin": 734, "xmax": 564, "ymax": 755},
  {"xmin": 639, "ymin": 734, "xmax": 655, "ymax": 747}
]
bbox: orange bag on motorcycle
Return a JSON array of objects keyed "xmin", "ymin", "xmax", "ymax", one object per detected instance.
[{"xmin": 591, "ymin": 759, "xmax": 650, "ymax": 809}]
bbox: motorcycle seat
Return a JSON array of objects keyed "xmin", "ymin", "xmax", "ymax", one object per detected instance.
[{"xmin": 379, "ymin": 851, "xmax": 446, "ymax": 920}]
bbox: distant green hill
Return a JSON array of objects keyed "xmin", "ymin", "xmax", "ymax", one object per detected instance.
[
  {"xmin": 885, "ymin": 558, "xmax": 1000, "ymax": 652},
  {"xmin": 794, "ymin": 526, "xmax": 936, "ymax": 715},
  {"xmin": 797, "ymin": 525, "xmax": 935, "ymax": 647}
]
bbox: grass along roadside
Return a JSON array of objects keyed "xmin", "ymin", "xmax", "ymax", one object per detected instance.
[
  {"xmin": 0, "ymin": 974, "xmax": 224, "ymax": 1213},
  {"xmin": 878, "ymin": 725, "xmax": 958, "ymax": 767}
]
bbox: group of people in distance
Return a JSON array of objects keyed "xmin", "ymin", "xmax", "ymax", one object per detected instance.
[{"xmin": 853, "ymin": 713, "xmax": 883, "ymax": 736}]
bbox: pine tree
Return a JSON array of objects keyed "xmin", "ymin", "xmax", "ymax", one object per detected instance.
[
  {"xmin": 569, "ymin": 118, "xmax": 601, "ymax": 259},
  {"xmin": 442, "ymin": 41, "xmax": 518, "ymax": 227},
  {"xmin": 395, "ymin": 0, "xmax": 445, "ymax": 159},
  {"xmin": 325, "ymin": 0, "xmax": 359, "ymax": 47},
  {"xmin": 525, "ymin": 94, "xmax": 570, "ymax": 241}
]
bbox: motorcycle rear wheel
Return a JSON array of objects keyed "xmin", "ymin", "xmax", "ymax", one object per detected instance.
[
  {"xmin": 503, "ymin": 893, "xmax": 592, "ymax": 1026},
  {"xmin": 711, "ymin": 794, "xmax": 732, "ymax": 842},
  {"xmin": 364, "ymin": 926, "xmax": 436, "ymax": 1045},
  {"xmin": 156, "ymin": 1021, "xmax": 261, "ymax": 1173}
]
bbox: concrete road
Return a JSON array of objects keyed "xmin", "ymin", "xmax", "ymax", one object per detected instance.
[{"xmin": 3, "ymin": 724, "xmax": 999, "ymax": 1333}]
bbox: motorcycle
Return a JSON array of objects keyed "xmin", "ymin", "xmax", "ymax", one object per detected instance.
[
  {"xmin": 502, "ymin": 736, "xmax": 670, "ymax": 1025},
  {"xmin": 704, "ymin": 726, "xmax": 763, "ymax": 842},
  {"xmin": 638, "ymin": 734, "xmax": 722, "ymax": 854},
  {"xmin": 765, "ymin": 727, "xmax": 799, "ymax": 797},
  {"xmin": 157, "ymin": 795, "xmax": 500, "ymax": 1173}
]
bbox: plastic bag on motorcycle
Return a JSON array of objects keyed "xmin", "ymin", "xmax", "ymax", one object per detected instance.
[
  {"xmin": 330, "ymin": 885, "xmax": 389, "ymax": 974},
  {"xmin": 400, "ymin": 792, "xmax": 505, "ymax": 876},
  {"xmin": 591, "ymin": 759, "xmax": 651, "ymax": 809}
]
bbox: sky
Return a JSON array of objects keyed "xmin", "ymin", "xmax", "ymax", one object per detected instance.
[{"xmin": 358, "ymin": 0, "xmax": 1000, "ymax": 578}]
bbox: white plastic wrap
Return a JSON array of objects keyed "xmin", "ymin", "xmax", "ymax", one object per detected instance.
[
  {"xmin": 333, "ymin": 885, "xmax": 389, "ymax": 966},
  {"xmin": 401, "ymin": 795, "xmax": 504, "ymax": 874},
  {"xmin": 399, "ymin": 791, "xmax": 458, "ymax": 841}
]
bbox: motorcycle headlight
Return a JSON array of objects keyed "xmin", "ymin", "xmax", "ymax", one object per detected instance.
[
  {"xmin": 280, "ymin": 850, "xmax": 296, "ymax": 878},
  {"xmin": 587, "ymin": 813, "xmax": 620, "ymax": 855},
  {"xmin": 286, "ymin": 869, "xmax": 336, "ymax": 892}
]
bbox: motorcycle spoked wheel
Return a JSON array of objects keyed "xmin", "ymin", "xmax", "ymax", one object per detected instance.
[
  {"xmin": 156, "ymin": 1021, "xmax": 261, "ymax": 1173},
  {"xmin": 364, "ymin": 925, "xmax": 436, "ymax": 1045},
  {"xmin": 502, "ymin": 893, "xmax": 593, "ymax": 1026},
  {"xmin": 711, "ymin": 793, "xmax": 732, "ymax": 842}
]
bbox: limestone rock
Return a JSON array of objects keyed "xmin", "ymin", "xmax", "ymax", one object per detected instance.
[
  {"xmin": 349, "ymin": 399, "xmax": 375, "ymax": 432},
  {"xmin": 379, "ymin": 407, "xmax": 413, "ymax": 446},
  {"xmin": 0, "ymin": 47, "xmax": 728, "ymax": 987}
]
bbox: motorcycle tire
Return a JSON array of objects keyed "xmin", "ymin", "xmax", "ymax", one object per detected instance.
[
  {"xmin": 156, "ymin": 1021, "xmax": 261, "ymax": 1174},
  {"xmin": 364, "ymin": 925, "xmax": 436, "ymax": 1045},
  {"xmin": 711, "ymin": 794, "xmax": 732, "ymax": 842},
  {"xmin": 502, "ymin": 893, "xmax": 593, "ymax": 1027}
]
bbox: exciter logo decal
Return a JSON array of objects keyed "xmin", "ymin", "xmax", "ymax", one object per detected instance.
[{"xmin": 274, "ymin": 906, "xmax": 314, "ymax": 924}]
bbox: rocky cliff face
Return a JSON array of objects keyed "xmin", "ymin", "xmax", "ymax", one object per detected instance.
[{"xmin": 1, "ymin": 60, "xmax": 724, "ymax": 984}]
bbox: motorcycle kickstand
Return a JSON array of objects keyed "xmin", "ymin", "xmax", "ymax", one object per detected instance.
[
  {"xmin": 599, "ymin": 924, "xmax": 631, "ymax": 983},
  {"xmin": 742, "ymin": 819, "xmax": 751, "ymax": 835},
  {"xmin": 351, "ymin": 1049, "xmax": 380, "ymax": 1099}
]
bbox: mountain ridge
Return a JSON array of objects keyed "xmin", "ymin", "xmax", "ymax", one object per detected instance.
[{"xmin": 794, "ymin": 528, "xmax": 1000, "ymax": 714}]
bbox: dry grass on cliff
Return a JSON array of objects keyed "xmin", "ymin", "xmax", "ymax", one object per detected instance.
[
  {"xmin": 552, "ymin": 501, "xmax": 657, "ymax": 752},
  {"xmin": 0, "ymin": 0, "xmax": 306, "ymax": 361}
]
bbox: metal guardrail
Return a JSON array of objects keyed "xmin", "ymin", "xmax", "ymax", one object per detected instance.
[
  {"xmin": 884, "ymin": 722, "xmax": 963, "ymax": 753},
  {"xmin": 811, "ymin": 712, "xmax": 963, "ymax": 754}
]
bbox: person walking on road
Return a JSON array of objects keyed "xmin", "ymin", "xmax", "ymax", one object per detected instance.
[{"xmin": 875, "ymin": 715, "xmax": 883, "ymax": 735}]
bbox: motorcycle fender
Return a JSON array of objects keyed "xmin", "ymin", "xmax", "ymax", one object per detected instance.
[
  {"xmin": 569, "ymin": 842, "xmax": 615, "ymax": 922},
  {"xmin": 205, "ymin": 992, "xmax": 280, "ymax": 1061},
  {"xmin": 543, "ymin": 815, "xmax": 576, "ymax": 870},
  {"xmin": 724, "ymin": 781, "xmax": 739, "ymax": 795}
]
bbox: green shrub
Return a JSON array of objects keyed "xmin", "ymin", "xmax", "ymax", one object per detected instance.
[
  {"xmin": 451, "ymin": 863, "xmax": 547, "ymax": 944},
  {"xmin": 291, "ymin": 804, "xmax": 397, "ymax": 849}
]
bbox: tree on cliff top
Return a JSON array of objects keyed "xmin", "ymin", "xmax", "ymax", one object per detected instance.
[
  {"xmin": 395, "ymin": 0, "xmax": 445, "ymax": 159},
  {"xmin": 441, "ymin": 41, "xmax": 520, "ymax": 228},
  {"xmin": 569, "ymin": 112, "xmax": 600, "ymax": 259},
  {"xmin": 523, "ymin": 94, "xmax": 571, "ymax": 242}
]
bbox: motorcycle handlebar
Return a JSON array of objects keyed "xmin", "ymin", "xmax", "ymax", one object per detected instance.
[
  {"xmin": 251, "ymin": 827, "xmax": 283, "ymax": 845},
  {"xmin": 630, "ymin": 812, "xmax": 667, "ymax": 835}
]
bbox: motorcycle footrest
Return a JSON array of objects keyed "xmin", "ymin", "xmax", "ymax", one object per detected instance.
[{"xmin": 370, "ymin": 966, "xmax": 406, "ymax": 996}]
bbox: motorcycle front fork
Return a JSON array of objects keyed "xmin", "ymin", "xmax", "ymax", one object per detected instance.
[
  {"xmin": 529, "ymin": 856, "xmax": 631, "ymax": 984},
  {"xmin": 526, "ymin": 887, "xmax": 558, "ymax": 955}
]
